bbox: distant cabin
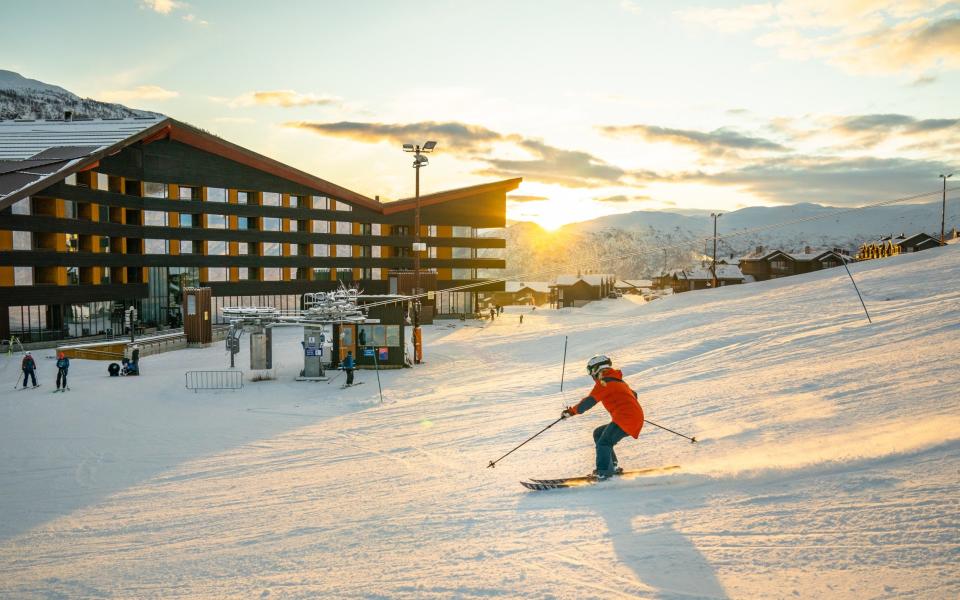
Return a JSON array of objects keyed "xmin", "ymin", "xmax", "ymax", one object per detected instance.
[
  {"xmin": 739, "ymin": 248, "xmax": 850, "ymax": 282},
  {"xmin": 549, "ymin": 274, "xmax": 616, "ymax": 308},
  {"xmin": 487, "ymin": 281, "xmax": 551, "ymax": 307},
  {"xmin": 857, "ymin": 233, "xmax": 940, "ymax": 260}
]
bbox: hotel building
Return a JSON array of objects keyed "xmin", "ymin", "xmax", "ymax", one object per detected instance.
[{"xmin": 0, "ymin": 116, "xmax": 517, "ymax": 342}]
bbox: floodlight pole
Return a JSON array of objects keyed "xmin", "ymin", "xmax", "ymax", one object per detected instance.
[
  {"xmin": 940, "ymin": 174, "xmax": 953, "ymax": 245},
  {"xmin": 403, "ymin": 141, "xmax": 437, "ymax": 365},
  {"xmin": 711, "ymin": 213, "xmax": 722, "ymax": 288}
]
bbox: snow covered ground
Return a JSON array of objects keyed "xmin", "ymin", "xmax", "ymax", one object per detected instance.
[{"xmin": 1, "ymin": 245, "xmax": 958, "ymax": 599}]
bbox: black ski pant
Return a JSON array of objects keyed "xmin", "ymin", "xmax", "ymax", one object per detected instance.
[
  {"xmin": 22, "ymin": 368, "xmax": 37, "ymax": 387},
  {"xmin": 346, "ymin": 369, "xmax": 354, "ymax": 385},
  {"xmin": 593, "ymin": 422, "xmax": 628, "ymax": 475},
  {"xmin": 57, "ymin": 368, "xmax": 68, "ymax": 389}
]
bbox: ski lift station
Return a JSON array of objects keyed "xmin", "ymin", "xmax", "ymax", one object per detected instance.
[{"xmin": 218, "ymin": 289, "xmax": 408, "ymax": 379}]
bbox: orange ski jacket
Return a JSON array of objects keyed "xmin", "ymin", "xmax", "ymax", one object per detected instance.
[{"xmin": 569, "ymin": 368, "xmax": 645, "ymax": 438}]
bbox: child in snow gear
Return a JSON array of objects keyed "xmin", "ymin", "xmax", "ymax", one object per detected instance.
[
  {"xmin": 342, "ymin": 351, "xmax": 355, "ymax": 385},
  {"xmin": 561, "ymin": 355, "xmax": 644, "ymax": 479},
  {"xmin": 56, "ymin": 352, "xmax": 70, "ymax": 391},
  {"xmin": 21, "ymin": 351, "xmax": 38, "ymax": 388}
]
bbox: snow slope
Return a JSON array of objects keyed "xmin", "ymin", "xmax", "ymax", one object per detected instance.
[{"xmin": 1, "ymin": 245, "xmax": 959, "ymax": 599}]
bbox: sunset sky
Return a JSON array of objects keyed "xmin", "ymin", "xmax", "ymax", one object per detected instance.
[{"xmin": 3, "ymin": 0, "xmax": 958, "ymax": 228}]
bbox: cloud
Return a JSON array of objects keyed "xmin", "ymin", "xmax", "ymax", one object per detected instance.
[
  {"xmin": 596, "ymin": 194, "xmax": 653, "ymax": 203},
  {"xmin": 224, "ymin": 90, "xmax": 341, "ymax": 109},
  {"xmin": 835, "ymin": 113, "xmax": 958, "ymax": 135},
  {"xmin": 620, "ymin": 1, "xmax": 644, "ymax": 16},
  {"xmin": 912, "ymin": 74, "xmax": 938, "ymax": 86},
  {"xmin": 286, "ymin": 120, "xmax": 512, "ymax": 153},
  {"xmin": 99, "ymin": 85, "xmax": 179, "ymax": 103},
  {"xmin": 601, "ymin": 123, "xmax": 788, "ymax": 155},
  {"xmin": 141, "ymin": 0, "xmax": 182, "ymax": 14},
  {"xmin": 688, "ymin": 155, "xmax": 955, "ymax": 206},
  {"xmin": 679, "ymin": 2, "xmax": 960, "ymax": 76},
  {"xmin": 182, "ymin": 13, "xmax": 209, "ymax": 26},
  {"xmin": 508, "ymin": 195, "xmax": 549, "ymax": 203},
  {"xmin": 477, "ymin": 139, "xmax": 626, "ymax": 188}
]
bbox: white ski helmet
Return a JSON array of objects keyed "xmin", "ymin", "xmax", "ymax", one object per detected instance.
[{"xmin": 586, "ymin": 354, "xmax": 612, "ymax": 378}]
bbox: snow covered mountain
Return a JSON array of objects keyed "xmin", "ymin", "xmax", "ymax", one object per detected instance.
[
  {"xmin": 0, "ymin": 69, "xmax": 159, "ymax": 120},
  {"xmin": 1, "ymin": 244, "xmax": 957, "ymax": 598},
  {"xmin": 503, "ymin": 200, "xmax": 954, "ymax": 279}
]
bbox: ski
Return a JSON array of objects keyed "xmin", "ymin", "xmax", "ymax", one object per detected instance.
[
  {"xmin": 340, "ymin": 381, "xmax": 365, "ymax": 389},
  {"xmin": 18, "ymin": 384, "xmax": 41, "ymax": 391},
  {"xmin": 521, "ymin": 465, "xmax": 680, "ymax": 490}
]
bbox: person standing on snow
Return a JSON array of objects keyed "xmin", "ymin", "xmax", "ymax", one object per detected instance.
[
  {"xmin": 342, "ymin": 351, "xmax": 355, "ymax": 386},
  {"xmin": 561, "ymin": 355, "xmax": 644, "ymax": 479},
  {"xmin": 56, "ymin": 352, "xmax": 70, "ymax": 391},
  {"xmin": 21, "ymin": 351, "xmax": 38, "ymax": 388}
]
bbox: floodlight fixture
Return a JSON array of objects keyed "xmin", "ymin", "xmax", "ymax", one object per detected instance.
[
  {"xmin": 423, "ymin": 140, "xmax": 438, "ymax": 151},
  {"xmin": 403, "ymin": 143, "xmax": 415, "ymax": 152}
]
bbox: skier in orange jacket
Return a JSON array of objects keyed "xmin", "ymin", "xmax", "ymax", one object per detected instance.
[{"xmin": 562, "ymin": 355, "xmax": 644, "ymax": 479}]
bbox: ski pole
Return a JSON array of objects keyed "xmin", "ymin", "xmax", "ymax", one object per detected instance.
[
  {"xmin": 559, "ymin": 336, "xmax": 568, "ymax": 392},
  {"xmin": 13, "ymin": 372, "xmax": 23, "ymax": 390},
  {"xmin": 645, "ymin": 418, "xmax": 697, "ymax": 443},
  {"xmin": 326, "ymin": 369, "xmax": 344, "ymax": 384},
  {"xmin": 487, "ymin": 417, "xmax": 563, "ymax": 468}
]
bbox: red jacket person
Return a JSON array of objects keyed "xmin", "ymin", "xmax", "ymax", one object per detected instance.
[{"xmin": 562, "ymin": 355, "xmax": 644, "ymax": 479}]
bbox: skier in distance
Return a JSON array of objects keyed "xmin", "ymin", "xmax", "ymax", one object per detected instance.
[
  {"xmin": 561, "ymin": 355, "xmax": 644, "ymax": 479},
  {"xmin": 56, "ymin": 352, "xmax": 70, "ymax": 391}
]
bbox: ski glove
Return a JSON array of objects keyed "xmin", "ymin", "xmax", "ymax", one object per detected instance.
[{"xmin": 561, "ymin": 407, "xmax": 575, "ymax": 419}]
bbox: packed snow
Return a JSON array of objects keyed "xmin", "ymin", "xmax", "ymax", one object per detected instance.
[{"xmin": 1, "ymin": 245, "xmax": 958, "ymax": 599}]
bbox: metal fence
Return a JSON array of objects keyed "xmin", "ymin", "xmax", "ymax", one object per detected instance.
[{"xmin": 185, "ymin": 370, "xmax": 243, "ymax": 392}]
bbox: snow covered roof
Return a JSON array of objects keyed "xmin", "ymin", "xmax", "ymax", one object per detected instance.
[
  {"xmin": 615, "ymin": 279, "xmax": 653, "ymax": 289},
  {"xmin": 504, "ymin": 281, "xmax": 551, "ymax": 294},
  {"xmin": 580, "ymin": 274, "xmax": 614, "ymax": 286},
  {"xmin": 683, "ymin": 265, "xmax": 745, "ymax": 281},
  {"xmin": 553, "ymin": 275, "xmax": 581, "ymax": 286},
  {"xmin": 0, "ymin": 116, "xmax": 168, "ymax": 208},
  {"xmin": 552, "ymin": 274, "xmax": 614, "ymax": 287}
]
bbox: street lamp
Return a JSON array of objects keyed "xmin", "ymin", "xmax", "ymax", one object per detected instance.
[
  {"xmin": 940, "ymin": 173, "xmax": 953, "ymax": 245},
  {"xmin": 402, "ymin": 141, "xmax": 437, "ymax": 363},
  {"xmin": 710, "ymin": 212, "xmax": 722, "ymax": 288}
]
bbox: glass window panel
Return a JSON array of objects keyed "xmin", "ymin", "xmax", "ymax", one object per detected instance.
[
  {"xmin": 237, "ymin": 191, "xmax": 250, "ymax": 204},
  {"xmin": 371, "ymin": 267, "xmax": 381, "ymax": 280},
  {"xmin": 452, "ymin": 226, "xmax": 472, "ymax": 238},
  {"xmin": 238, "ymin": 267, "xmax": 249, "ymax": 279},
  {"xmin": 262, "ymin": 192, "xmax": 280, "ymax": 207},
  {"xmin": 144, "ymin": 182, "xmax": 167, "ymax": 198},
  {"xmin": 13, "ymin": 231, "xmax": 31, "ymax": 250},
  {"xmin": 96, "ymin": 173, "xmax": 109, "ymax": 190},
  {"xmin": 239, "ymin": 242, "xmax": 249, "ymax": 255},
  {"xmin": 264, "ymin": 242, "xmax": 281, "ymax": 256},
  {"xmin": 386, "ymin": 325, "xmax": 400, "ymax": 346},
  {"xmin": 312, "ymin": 220, "xmax": 329, "ymax": 234},
  {"xmin": 335, "ymin": 200, "xmax": 352, "ymax": 211},
  {"xmin": 263, "ymin": 217, "xmax": 281, "ymax": 231},
  {"xmin": 14, "ymin": 266, "xmax": 33, "ymax": 285},
  {"xmin": 288, "ymin": 267, "xmax": 298, "ymax": 279},
  {"xmin": 208, "ymin": 240, "xmax": 227, "ymax": 255},
  {"xmin": 179, "ymin": 186, "xmax": 198, "ymax": 200},
  {"xmin": 207, "ymin": 187, "xmax": 226, "ymax": 202},
  {"xmin": 336, "ymin": 221, "xmax": 351, "ymax": 234},
  {"xmin": 64, "ymin": 174, "xmax": 76, "ymax": 186},
  {"xmin": 144, "ymin": 210, "xmax": 167, "ymax": 226},
  {"xmin": 428, "ymin": 247, "xmax": 437, "ymax": 258},
  {"xmin": 263, "ymin": 267, "xmax": 281, "ymax": 280},
  {"xmin": 312, "ymin": 195, "xmax": 327, "ymax": 210},
  {"xmin": 428, "ymin": 225, "xmax": 437, "ymax": 237},
  {"xmin": 288, "ymin": 220, "xmax": 298, "ymax": 232},
  {"xmin": 312, "ymin": 244, "xmax": 329, "ymax": 257},
  {"xmin": 206, "ymin": 268, "xmax": 227, "ymax": 282},
  {"xmin": 12, "ymin": 198, "xmax": 30, "ymax": 215},
  {"xmin": 336, "ymin": 244, "xmax": 352, "ymax": 257},
  {"xmin": 288, "ymin": 243, "xmax": 298, "ymax": 256},
  {"xmin": 312, "ymin": 268, "xmax": 330, "ymax": 280},
  {"xmin": 145, "ymin": 239, "xmax": 168, "ymax": 254},
  {"xmin": 453, "ymin": 268, "xmax": 473, "ymax": 279},
  {"xmin": 453, "ymin": 247, "xmax": 472, "ymax": 258},
  {"xmin": 207, "ymin": 213, "xmax": 226, "ymax": 229},
  {"xmin": 180, "ymin": 240, "xmax": 193, "ymax": 254},
  {"xmin": 372, "ymin": 223, "xmax": 381, "ymax": 235}
]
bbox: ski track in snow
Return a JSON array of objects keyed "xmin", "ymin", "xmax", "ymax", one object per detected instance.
[{"xmin": 1, "ymin": 245, "xmax": 958, "ymax": 598}]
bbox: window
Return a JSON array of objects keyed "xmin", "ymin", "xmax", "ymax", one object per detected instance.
[
  {"xmin": 263, "ymin": 217, "xmax": 281, "ymax": 231},
  {"xmin": 312, "ymin": 220, "xmax": 329, "ymax": 234},
  {"xmin": 335, "ymin": 268, "xmax": 353, "ymax": 280},
  {"xmin": 312, "ymin": 195, "xmax": 328, "ymax": 210},
  {"xmin": 208, "ymin": 240, "xmax": 227, "ymax": 255},
  {"xmin": 239, "ymin": 216, "xmax": 258, "ymax": 230},
  {"xmin": 453, "ymin": 247, "xmax": 473, "ymax": 259},
  {"xmin": 372, "ymin": 246, "xmax": 381, "ymax": 258},
  {"xmin": 207, "ymin": 187, "xmax": 227, "ymax": 202},
  {"xmin": 66, "ymin": 233, "xmax": 79, "ymax": 252},
  {"xmin": 312, "ymin": 244, "xmax": 329, "ymax": 257},
  {"xmin": 237, "ymin": 191, "xmax": 250, "ymax": 204},
  {"xmin": 452, "ymin": 226, "xmax": 472, "ymax": 238},
  {"xmin": 179, "ymin": 186, "xmax": 199, "ymax": 200},
  {"xmin": 144, "ymin": 210, "xmax": 167, "ymax": 227},
  {"xmin": 289, "ymin": 220, "xmax": 298, "ymax": 232},
  {"xmin": 360, "ymin": 223, "xmax": 372, "ymax": 235},
  {"xmin": 312, "ymin": 268, "xmax": 330, "ymax": 280},
  {"xmin": 262, "ymin": 192, "xmax": 281, "ymax": 207},
  {"xmin": 371, "ymin": 267, "xmax": 382, "ymax": 280},
  {"xmin": 64, "ymin": 174, "xmax": 76, "ymax": 186},
  {"xmin": 264, "ymin": 242, "xmax": 281, "ymax": 257},
  {"xmin": 453, "ymin": 268, "xmax": 473, "ymax": 279},
  {"xmin": 386, "ymin": 325, "xmax": 400, "ymax": 346},
  {"xmin": 428, "ymin": 225, "xmax": 437, "ymax": 237},
  {"xmin": 96, "ymin": 173, "xmax": 109, "ymax": 190},
  {"xmin": 63, "ymin": 200, "xmax": 76, "ymax": 219},
  {"xmin": 180, "ymin": 240, "xmax": 193, "ymax": 254},
  {"xmin": 144, "ymin": 182, "xmax": 167, "ymax": 198},
  {"xmin": 13, "ymin": 231, "xmax": 31, "ymax": 250},
  {"xmin": 12, "ymin": 198, "xmax": 30, "ymax": 215},
  {"xmin": 238, "ymin": 267, "xmax": 249, "ymax": 279},
  {"xmin": 288, "ymin": 243, "xmax": 298, "ymax": 256},
  {"xmin": 179, "ymin": 213, "xmax": 199, "ymax": 228},
  {"xmin": 239, "ymin": 242, "xmax": 250, "ymax": 255},
  {"xmin": 372, "ymin": 223, "xmax": 381, "ymax": 235},
  {"xmin": 207, "ymin": 213, "xmax": 227, "ymax": 229},
  {"xmin": 335, "ymin": 200, "xmax": 352, "ymax": 211},
  {"xmin": 428, "ymin": 246, "xmax": 437, "ymax": 258},
  {"xmin": 336, "ymin": 244, "xmax": 352, "ymax": 257},
  {"xmin": 145, "ymin": 239, "xmax": 168, "ymax": 254},
  {"xmin": 770, "ymin": 259, "xmax": 790, "ymax": 273},
  {"xmin": 336, "ymin": 221, "xmax": 352, "ymax": 234},
  {"xmin": 288, "ymin": 267, "xmax": 298, "ymax": 279},
  {"xmin": 263, "ymin": 268, "xmax": 282, "ymax": 280},
  {"xmin": 207, "ymin": 268, "xmax": 227, "ymax": 282},
  {"xmin": 14, "ymin": 266, "xmax": 32, "ymax": 285}
]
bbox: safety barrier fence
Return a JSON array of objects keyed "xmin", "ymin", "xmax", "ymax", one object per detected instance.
[{"xmin": 185, "ymin": 370, "xmax": 243, "ymax": 392}]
